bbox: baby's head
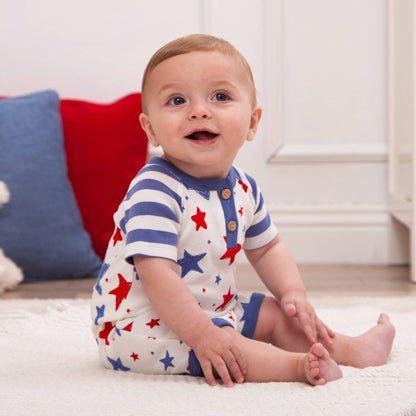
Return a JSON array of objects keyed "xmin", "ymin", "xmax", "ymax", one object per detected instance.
[
  {"xmin": 141, "ymin": 34, "xmax": 257, "ymax": 113},
  {"xmin": 139, "ymin": 34, "xmax": 262, "ymax": 179}
]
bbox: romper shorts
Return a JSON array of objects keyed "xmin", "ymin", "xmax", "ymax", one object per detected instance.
[
  {"xmin": 97, "ymin": 292, "xmax": 265, "ymax": 377},
  {"xmin": 189, "ymin": 292, "xmax": 264, "ymax": 376}
]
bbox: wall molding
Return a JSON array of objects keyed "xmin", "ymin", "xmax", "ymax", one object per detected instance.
[
  {"xmin": 262, "ymin": 0, "xmax": 388, "ymax": 165},
  {"xmin": 265, "ymin": 203, "xmax": 391, "ymax": 264},
  {"xmin": 200, "ymin": 0, "xmax": 213, "ymax": 34},
  {"xmin": 239, "ymin": 202, "xmax": 399, "ymax": 264},
  {"xmin": 268, "ymin": 143, "xmax": 388, "ymax": 163},
  {"xmin": 262, "ymin": 0, "xmax": 284, "ymax": 159},
  {"xmin": 268, "ymin": 202, "xmax": 389, "ymax": 227}
]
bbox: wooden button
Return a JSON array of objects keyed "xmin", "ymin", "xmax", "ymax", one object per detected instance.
[
  {"xmin": 227, "ymin": 220, "xmax": 237, "ymax": 232},
  {"xmin": 221, "ymin": 188, "xmax": 232, "ymax": 200}
]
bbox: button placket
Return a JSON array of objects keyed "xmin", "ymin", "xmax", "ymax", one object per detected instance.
[
  {"xmin": 218, "ymin": 185, "xmax": 238, "ymax": 249},
  {"xmin": 227, "ymin": 220, "xmax": 237, "ymax": 232},
  {"xmin": 221, "ymin": 188, "xmax": 232, "ymax": 200}
]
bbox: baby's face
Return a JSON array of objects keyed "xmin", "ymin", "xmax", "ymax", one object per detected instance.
[{"xmin": 139, "ymin": 50, "xmax": 261, "ymax": 179}]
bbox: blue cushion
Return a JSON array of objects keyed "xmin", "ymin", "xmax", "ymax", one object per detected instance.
[{"xmin": 0, "ymin": 90, "xmax": 102, "ymax": 281}]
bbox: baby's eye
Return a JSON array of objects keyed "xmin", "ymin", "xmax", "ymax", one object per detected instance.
[
  {"xmin": 168, "ymin": 96, "xmax": 186, "ymax": 106},
  {"xmin": 212, "ymin": 92, "xmax": 229, "ymax": 102}
]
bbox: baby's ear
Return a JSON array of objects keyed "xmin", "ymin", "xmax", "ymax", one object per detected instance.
[
  {"xmin": 246, "ymin": 106, "xmax": 262, "ymax": 142},
  {"xmin": 139, "ymin": 113, "xmax": 159, "ymax": 147}
]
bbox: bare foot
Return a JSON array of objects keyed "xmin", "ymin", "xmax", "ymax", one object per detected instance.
[
  {"xmin": 346, "ymin": 313, "xmax": 396, "ymax": 368},
  {"xmin": 302, "ymin": 343, "xmax": 343, "ymax": 385}
]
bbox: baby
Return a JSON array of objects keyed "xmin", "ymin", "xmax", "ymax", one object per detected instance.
[{"xmin": 91, "ymin": 34, "xmax": 395, "ymax": 387}]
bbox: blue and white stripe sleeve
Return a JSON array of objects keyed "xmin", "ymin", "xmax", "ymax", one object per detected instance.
[
  {"xmin": 121, "ymin": 170, "xmax": 182, "ymax": 263},
  {"xmin": 243, "ymin": 175, "xmax": 278, "ymax": 250}
]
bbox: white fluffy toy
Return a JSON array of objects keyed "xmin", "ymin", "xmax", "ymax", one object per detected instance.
[{"xmin": 0, "ymin": 181, "xmax": 23, "ymax": 293}]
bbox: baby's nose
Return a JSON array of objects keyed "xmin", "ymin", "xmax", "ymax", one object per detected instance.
[{"xmin": 189, "ymin": 102, "xmax": 211, "ymax": 119}]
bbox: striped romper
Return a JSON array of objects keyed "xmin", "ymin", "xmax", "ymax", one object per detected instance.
[{"xmin": 91, "ymin": 156, "xmax": 277, "ymax": 376}]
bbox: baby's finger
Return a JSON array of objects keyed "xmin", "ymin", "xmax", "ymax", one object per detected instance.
[
  {"xmin": 231, "ymin": 344, "xmax": 247, "ymax": 377},
  {"xmin": 316, "ymin": 320, "xmax": 334, "ymax": 346},
  {"xmin": 211, "ymin": 356, "xmax": 234, "ymax": 388},
  {"xmin": 308, "ymin": 319, "xmax": 317, "ymax": 344},
  {"xmin": 225, "ymin": 348, "xmax": 245, "ymax": 384},
  {"xmin": 297, "ymin": 311, "xmax": 317, "ymax": 343},
  {"xmin": 327, "ymin": 325, "xmax": 336, "ymax": 337},
  {"xmin": 200, "ymin": 360, "xmax": 217, "ymax": 387},
  {"xmin": 282, "ymin": 301, "xmax": 297, "ymax": 317}
]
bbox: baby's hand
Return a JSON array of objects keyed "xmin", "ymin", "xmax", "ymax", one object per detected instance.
[
  {"xmin": 281, "ymin": 291, "xmax": 335, "ymax": 346},
  {"xmin": 192, "ymin": 324, "xmax": 247, "ymax": 387}
]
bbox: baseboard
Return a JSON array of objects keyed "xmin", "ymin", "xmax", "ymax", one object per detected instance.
[{"xmin": 241, "ymin": 203, "xmax": 395, "ymax": 264}]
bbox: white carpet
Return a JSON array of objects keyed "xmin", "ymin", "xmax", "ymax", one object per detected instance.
[{"xmin": 0, "ymin": 296, "xmax": 415, "ymax": 416}]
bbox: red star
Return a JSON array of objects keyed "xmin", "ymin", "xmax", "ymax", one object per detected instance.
[
  {"xmin": 99, "ymin": 322, "xmax": 115, "ymax": 345},
  {"xmin": 191, "ymin": 207, "xmax": 207, "ymax": 231},
  {"xmin": 220, "ymin": 244, "xmax": 242, "ymax": 265},
  {"xmin": 238, "ymin": 206, "xmax": 244, "ymax": 216},
  {"xmin": 238, "ymin": 180, "xmax": 248, "ymax": 192},
  {"xmin": 131, "ymin": 352, "xmax": 139, "ymax": 361},
  {"xmin": 109, "ymin": 274, "xmax": 132, "ymax": 311},
  {"xmin": 112, "ymin": 227, "xmax": 123, "ymax": 246},
  {"xmin": 146, "ymin": 318, "xmax": 160, "ymax": 329},
  {"xmin": 123, "ymin": 322, "xmax": 133, "ymax": 332},
  {"xmin": 215, "ymin": 288, "xmax": 235, "ymax": 311}
]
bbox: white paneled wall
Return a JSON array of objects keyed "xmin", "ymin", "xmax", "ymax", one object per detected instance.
[
  {"xmin": 1, "ymin": 0, "xmax": 398, "ymax": 264},
  {"xmin": 206, "ymin": 0, "xmax": 394, "ymax": 265},
  {"xmin": 388, "ymin": 0, "xmax": 415, "ymax": 280}
]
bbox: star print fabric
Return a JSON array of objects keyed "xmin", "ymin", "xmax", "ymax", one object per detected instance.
[{"xmin": 91, "ymin": 157, "xmax": 277, "ymax": 375}]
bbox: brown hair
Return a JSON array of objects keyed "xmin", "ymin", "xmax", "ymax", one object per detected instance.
[{"xmin": 141, "ymin": 34, "xmax": 257, "ymax": 112}]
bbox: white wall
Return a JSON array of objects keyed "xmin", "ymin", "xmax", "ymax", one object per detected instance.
[
  {"xmin": 1, "ymin": 0, "xmax": 400, "ymax": 264},
  {"xmin": 0, "ymin": 0, "xmax": 202, "ymax": 100}
]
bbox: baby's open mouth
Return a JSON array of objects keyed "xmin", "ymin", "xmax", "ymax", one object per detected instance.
[{"xmin": 185, "ymin": 130, "xmax": 218, "ymax": 141}]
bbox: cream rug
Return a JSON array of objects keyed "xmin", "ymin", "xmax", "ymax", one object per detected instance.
[{"xmin": 0, "ymin": 296, "xmax": 415, "ymax": 416}]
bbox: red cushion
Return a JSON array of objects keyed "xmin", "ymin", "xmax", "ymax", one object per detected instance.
[{"xmin": 60, "ymin": 93, "xmax": 148, "ymax": 259}]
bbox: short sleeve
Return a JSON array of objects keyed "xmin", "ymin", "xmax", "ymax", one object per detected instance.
[{"xmin": 243, "ymin": 175, "xmax": 278, "ymax": 250}]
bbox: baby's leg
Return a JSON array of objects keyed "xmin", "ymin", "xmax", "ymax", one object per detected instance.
[
  {"xmin": 326, "ymin": 313, "xmax": 396, "ymax": 368},
  {"xmin": 253, "ymin": 297, "xmax": 395, "ymax": 369},
  {"xmin": 222, "ymin": 327, "xmax": 342, "ymax": 385}
]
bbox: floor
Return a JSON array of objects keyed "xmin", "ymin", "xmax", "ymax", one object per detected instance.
[{"xmin": 1, "ymin": 264, "xmax": 415, "ymax": 300}]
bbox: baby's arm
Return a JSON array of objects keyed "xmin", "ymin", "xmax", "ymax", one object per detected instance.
[
  {"xmin": 245, "ymin": 236, "xmax": 334, "ymax": 345},
  {"xmin": 133, "ymin": 255, "xmax": 247, "ymax": 387}
]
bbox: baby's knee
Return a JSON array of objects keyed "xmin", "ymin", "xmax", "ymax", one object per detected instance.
[
  {"xmin": 252, "ymin": 296, "xmax": 283, "ymax": 342},
  {"xmin": 260, "ymin": 296, "xmax": 281, "ymax": 315}
]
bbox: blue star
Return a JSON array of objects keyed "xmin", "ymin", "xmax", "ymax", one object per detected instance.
[
  {"xmin": 240, "ymin": 302, "xmax": 249, "ymax": 322},
  {"xmin": 184, "ymin": 184, "xmax": 210, "ymax": 200},
  {"xmin": 160, "ymin": 350, "xmax": 175, "ymax": 371},
  {"xmin": 107, "ymin": 357, "xmax": 130, "ymax": 371},
  {"xmin": 95, "ymin": 262, "xmax": 109, "ymax": 295},
  {"xmin": 197, "ymin": 190, "xmax": 210, "ymax": 200},
  {"xmin": 177, "ymin": 250, "xmax": 206, "ymax": 278},
  {"xmin": 94, "ymin": 304, "xmax": 105, "ymax": 326},
  {"xmin": 215, "ymin": 275, "xmax": 221, "ymax": 285}
]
